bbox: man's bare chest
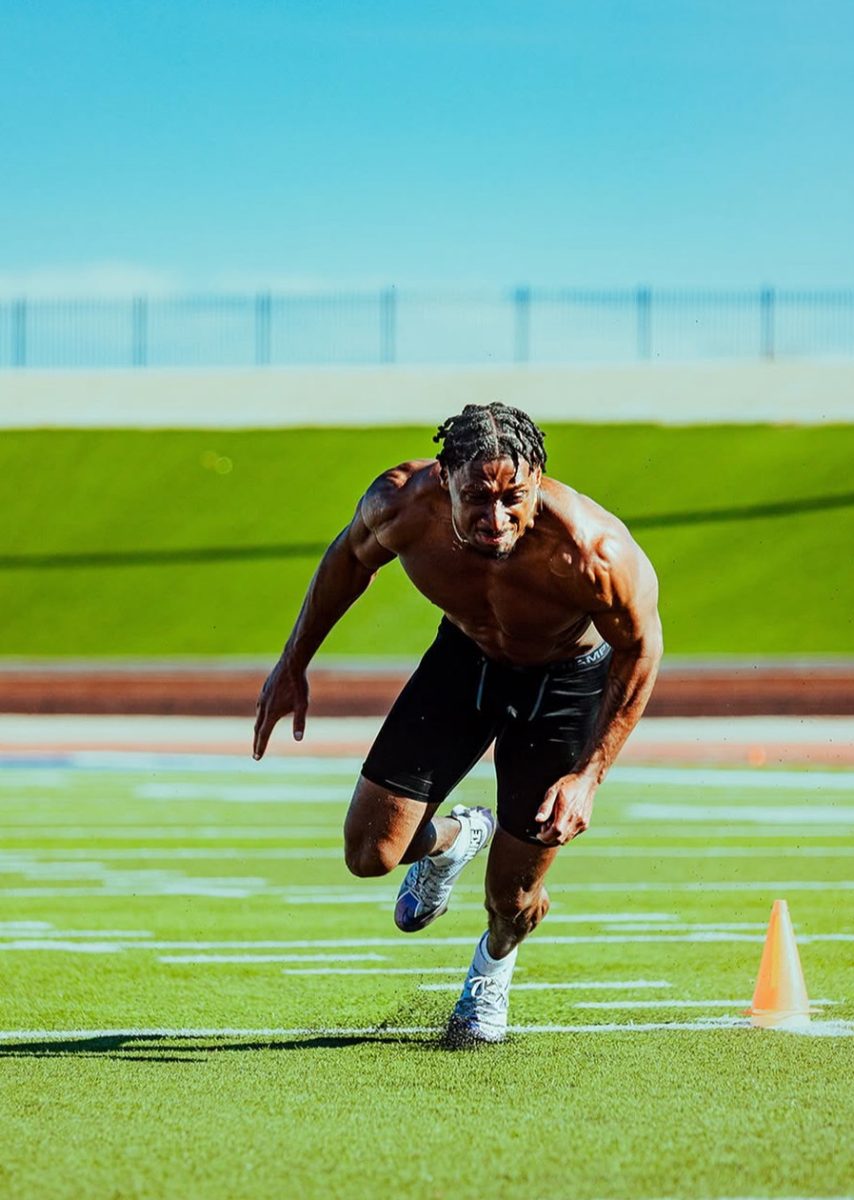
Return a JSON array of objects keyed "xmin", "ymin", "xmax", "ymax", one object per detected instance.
[{"xmin": 396, "ymin": 537, "xmax": 588, "ymax": 642}]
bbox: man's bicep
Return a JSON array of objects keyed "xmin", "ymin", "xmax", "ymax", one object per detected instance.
[{"xmin": 591, "ymin": 545, "xmax": 662, "ymax": 652}]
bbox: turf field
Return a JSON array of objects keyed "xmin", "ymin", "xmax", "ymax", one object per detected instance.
[
  {"xmin": 1, "ymin": 748, "xmax": 852, "ymax": 1199},
  {"xmin": 2, "ymin": 424, "xmax": 854, "ymax": 656}
]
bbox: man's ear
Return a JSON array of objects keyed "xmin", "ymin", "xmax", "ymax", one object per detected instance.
[{"xmin": 438, "ymin": 465, "xmax": 450, "ymax": 491}]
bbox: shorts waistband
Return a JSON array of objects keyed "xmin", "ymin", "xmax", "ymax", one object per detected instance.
[{"xmin": 438, "ymin": 617, "xmax": 611, "ymax": 674}]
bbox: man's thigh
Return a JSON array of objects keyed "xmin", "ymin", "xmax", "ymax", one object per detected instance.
[
  {"xmin": 343, "ymin": 775, "xmax": 441, "ymax": 871},
  {"xmin": 493, "ymin": 651, "xmax": 612, "ymax": 842},
  {"xmin": 360, "ymin": 621, "xmax": 496, "ymax": 805}
]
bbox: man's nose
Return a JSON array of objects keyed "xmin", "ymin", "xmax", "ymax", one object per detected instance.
[{"xmin": 484, "ymin": 503, "xmax": 505, "ymax": 531}]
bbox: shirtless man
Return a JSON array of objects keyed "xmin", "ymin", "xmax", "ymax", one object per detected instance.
[{"xmin": 253, "ymin": 402, "xmax": 663, "ymax": 1044}]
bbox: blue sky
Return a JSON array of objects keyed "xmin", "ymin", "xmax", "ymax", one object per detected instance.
[{"xmin": 1, "ymin": 0, "xmax": 853, "ymax": 294}]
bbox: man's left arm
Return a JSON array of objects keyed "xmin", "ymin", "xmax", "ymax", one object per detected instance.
[{"xmin": 534, "ymin": 538, "xmax": 663, "ymax": 846}]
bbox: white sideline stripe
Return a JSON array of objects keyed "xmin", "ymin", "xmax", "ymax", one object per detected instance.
[
  {"xmin": 613, "ymin": 767, "xmax": 854, "ymax": 791},
  {"xmin": 6, "ymin": 932, "xmax": 849, "ymax": 952},
  {"xmin": 419, "ymin": 990, "xmax": 829, "ymax": 1007},
  {"xmin": 5, "ymin": 884, "xmax": 852, "ymax": 902},
  {"xmin": 418, "ymin": 980, "xmax": 674, "ymax": 993},
  {"xmin": 159, "ymin": 953, "xmax": 388, "ymax": 964},
  {"xmin": 536, "ymin": 881, "xmax": 854, "ymax": 893},
  {"xmin": 7, "ymin": 846, "xmax": 854, "ymax": 860},
  {"xmin": 281, "ymin": 971, "xmax": 673, "ymax": 983},
  {"xmin": 0, "ymin": 1019, "xmax": 851, "ymax": 1041},
  {"xmin": 135, "ymin": 784, "xmax": 349, "ymax": 803},
  {"xmin": 7, "ymin": 755, "xmax": 854, "ymax": 790},
  {"xmin": 24, "ymin": 934, "xmax": 851, "ymax": 950},
  {"xmin": 2, "ymin": 882, "xmax": 852, "ymax": 901},
  {"xmin": 0, "ymin": 848, "xmax": 344, "ymax": 860},
  {"xmin": 5, "ymin": 826, "xmax": 854, "ymax": 843},
  {"xmin": 631, "ymin": 803, "xmax": 854, "ymax": 824},
  {"xmin": 574, "ymin": 999, "xmax": 834, "ymax": 1009},
  {"xmin": 283, "ymin": 967, "xmax": 470, "ymax": 976},
  {"xmin": 0, "ymin": 830, "xmax": 343, "ymax": 849},
  {"xmin": 576, "ymin": 847, "xmax": 854, "ymax": 858}
]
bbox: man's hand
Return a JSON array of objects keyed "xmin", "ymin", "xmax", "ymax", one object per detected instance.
[
  {"xmin": 252, "ymin": 658, "xmax": 309, "ymax": 759},
  {"xmin": 534, "ymin": 774, "xmax": 597, "ymax": 846}
]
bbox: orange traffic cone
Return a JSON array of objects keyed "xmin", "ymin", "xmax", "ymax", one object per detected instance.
[{"xmin": 746, "ymin": 899, "xmax": 813, "ymax": 1030}]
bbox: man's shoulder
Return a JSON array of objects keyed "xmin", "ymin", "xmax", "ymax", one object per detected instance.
[
  {"xmin": 361, "ymin": 460, "xmax": 438, "ymax": 530},
  {"xmin": 541, "ymin": 477, "xmax": 652, "ymax": 599}
]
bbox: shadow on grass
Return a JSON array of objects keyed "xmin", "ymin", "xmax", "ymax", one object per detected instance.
[
  {"xmin": 3, "ymin": 489, "xmax": 854, "ymax": 571},
  {"xmin": 0, "ymin": 1032, "xmax": 444, "ymax": 1059}
]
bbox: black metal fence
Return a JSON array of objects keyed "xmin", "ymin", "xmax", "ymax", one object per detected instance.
[{"xmin": 1, "ymin": 287, "xmax": 852, "ymax": 367}]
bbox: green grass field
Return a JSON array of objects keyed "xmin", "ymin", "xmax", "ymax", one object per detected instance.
[
  {"xmin": 2, "ymin": 424, "xmax": 854, "ymax": 656},
  {"xmin": 1, "ymin": 750, "xmax": 852, "ymax": 1199}
]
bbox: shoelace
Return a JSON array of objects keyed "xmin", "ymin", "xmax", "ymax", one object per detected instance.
[
  {"xmin": 463, "ymin": 973, "xmax": 510, "ymax": 1008},
  {"xmin": 412, "ymin": 823, "xmax": 475, "ymax": 906}
]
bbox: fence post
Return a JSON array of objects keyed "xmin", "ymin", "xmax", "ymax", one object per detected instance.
[
  {"xmin": 760, "ymin": 286, "xmax": 775, "ymax": 360},
  {"xmin": 380, "ymin": 288, "xmax": 396, "ymax": 363},
  {"xmin": 636, "ymin": 286, "xmax": 652, "ymax": 360},
  {"xmin": 131, "ymin": 296, "xmax": 148, "ymax": 367},
  {"xmin": 255, "ymin": 292, "xmax": 272, "ymax": 366},
  {"xmin": 12, "ymin": 299, "xmax": 26, "ymax": 367},
  {"xmin": 513, "ymin": 286, "xmax": 531, "ymax": 363}
]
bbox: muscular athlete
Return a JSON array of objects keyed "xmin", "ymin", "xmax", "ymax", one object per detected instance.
[{"xmin": 253, "ymin": 403, "xmax": 663, "ymax": 1044}]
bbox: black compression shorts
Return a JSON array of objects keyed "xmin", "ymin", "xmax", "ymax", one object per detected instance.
[{"xmin": 361, "ymin": 617, "xmax": 612, "ymax": 844}]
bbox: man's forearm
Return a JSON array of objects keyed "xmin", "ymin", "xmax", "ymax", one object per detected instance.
[
  {"xmin": 574, "ymin": 634, "xmax": 663, "ymax": 784},
  {"xmin": 282, "ymin": 531, "xmax": 376, "ymax": 668}
]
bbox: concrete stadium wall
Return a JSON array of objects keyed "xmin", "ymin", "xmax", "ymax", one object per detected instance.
[{"xmin": 1, "ymin": 361, "xmax": 853, "ymax": 427}]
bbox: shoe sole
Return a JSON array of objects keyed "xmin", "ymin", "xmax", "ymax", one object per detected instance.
[
  {"xmin": 393, "ymin": 897, "xmax": 448, "ymax": 933},
  {"xmin": 443, "ymin": 1016, "xmax": 506, "ymax": 1049}
]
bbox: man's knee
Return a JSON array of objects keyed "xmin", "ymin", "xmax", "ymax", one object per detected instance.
[
  {"xmin": 486, "ymin": 885, "xmax": 550, "ymax": 936},
  {"xmin": 344, "ymin": 836, "xmax": 401, "ymax": 878}
]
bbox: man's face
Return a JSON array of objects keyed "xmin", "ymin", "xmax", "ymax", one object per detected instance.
[{"xmin": 442, "ymin": 456, "xmax": 542, "ymax": 559}]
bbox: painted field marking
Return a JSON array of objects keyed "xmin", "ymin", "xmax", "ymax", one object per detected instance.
[
  {"xmin": 159, "ymin": 953, "xmax": 388, "ymax": 964},
  {"xmin": 3, "ymin": 879, "xmax": 852, "ymax": 901},
  {"xmin": 6, "ymin": 754, "xmax": 854, "ymax": 791},
  {"xmin": 612, "ymin": 767, "xmax": 854, "ymax": 791},
  {"xmin": 574, "ymin": 846, "xmax": 854, "ymax": 857},
  {"xmin": 282, "ymin": 967, "xmax": 471, "ymax": 976},
  {"xmin": 419, "ymin": 980, "xmax": 674, "ymax": 992},
  {"xmin": 5, "ymin": 932, "xmax": 848, "ymax": 952},
  {"xmin": 0, "ymin": 847, "xmax": 344, "ymax": 859},
  {"xmin": 573, "ymin": 998, "xmax": 834, "ymax": 1009},
  {"xmin": 6, "ymin": 844, "xmax": 854, "ymax": 859},
  {"xmin": 0, "ymin": 1018, "xmax": 851, "ymax": 1040},
  {"xmin": 419, "ymin": 989, "xmax": 832, "ymax": 1008},
  {"xmin": 0, "ymin": 830, "xmax": 343, "ymax": 849},
  {"xmin": 135, "ymin": 783, "xmax": 349, "ymax": 803},
  {"xmin": 28, "ymin": 933, "xmax": 854, "ymax": 949},
  {"xmin": 630, "ymin": 803, "xmax": 854, "ymax": 824}
]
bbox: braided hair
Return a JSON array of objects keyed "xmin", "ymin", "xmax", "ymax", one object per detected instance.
[{"xmin": 433, "ymin": 402, "xmax": 547, "ymax": 473}]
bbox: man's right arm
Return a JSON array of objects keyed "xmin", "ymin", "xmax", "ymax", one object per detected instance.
[{"xmin": 252, "ymin": 481, "xmax": 399, "ymax": 759}]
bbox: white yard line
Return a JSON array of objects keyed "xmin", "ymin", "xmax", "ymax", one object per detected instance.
[
  {"xmin": 158, "ymin": 953, "xmax": 388, "ymax": 964},
  {"xmin": 630, "ymin": 803, "xmax": 854, "ymax": 823},
  {"xmin": 4, "ymin": 751, "xmax": 854, "ymax": 790},
  {"xmin": 1, "ymin": 932, "xmax": 849, "ymax": 953},
  {"xmin": 6, "ymin": 845, "xmax": 854, "ymax": 859},
  {"xmin": 282, "ymin": 967, "xmax": 471, "ymax": 976},
  {"xmin": 0, "ymin": 1018, "xmax": 851, "ymax": 1040},
  {"xmin": 2, "ymin": 881, "xmax": 852, "ymax": 900},
  {"xmin": 135, "ymin": 784, "xmax": 350, "ymax": 802}
]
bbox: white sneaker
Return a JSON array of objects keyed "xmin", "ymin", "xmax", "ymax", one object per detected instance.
[
  {"xmin": 445, "ymin": 932, "xmax": 517, "ymax": 1046},
  {"xmin": 394, "ymin": 804, "xmax": 494, "ymax": 933}
]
